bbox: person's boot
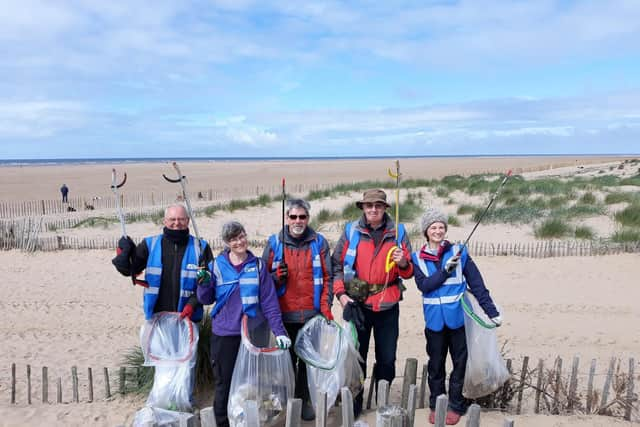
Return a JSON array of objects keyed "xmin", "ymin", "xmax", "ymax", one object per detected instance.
[{"xmin": 301, "ymin": 398, "xmax": 316, "ymax": 421}]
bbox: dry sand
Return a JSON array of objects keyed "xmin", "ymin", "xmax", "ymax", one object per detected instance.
[{"xmin": 1, "ymin": 156, "xmax": 639, "ymax": 426}]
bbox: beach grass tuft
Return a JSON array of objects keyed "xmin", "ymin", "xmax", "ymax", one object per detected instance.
[{"xmin": 534, "ymin": 218, "xmax": 571, "ymax": 238}]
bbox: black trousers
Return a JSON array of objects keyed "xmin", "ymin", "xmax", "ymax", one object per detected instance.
[
  {"xmin": 210, "ymin": 333, "xmax": 241, "ymax": 427},
  {"xmin": 285, "ymin": 322, "xmax": 312, "ymax": 401},
  {"xmin": 353, "ymin": 304, "xmax": 400, "ymax": 414},
  {"xmin": 425, "ymin": 325, "xmax": 469, "ymax": 415}
]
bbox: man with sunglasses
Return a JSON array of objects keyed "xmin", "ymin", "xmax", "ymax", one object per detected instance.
[
  {"xmin": 332, "ymin": 188, "xmax": 413, "ymax": 419},
  {"xmin": 262, "ymin": 198, "xmax": 333, "ymax": 421}
]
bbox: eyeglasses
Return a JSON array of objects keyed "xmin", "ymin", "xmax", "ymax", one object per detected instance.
[
  {"xmin": 362, "ymin": 203, "xmax": 386, "ymax": 210},
  {"xmin": 228, "ymin": 234, "xmax": 247, "ymax": 244},
  {"xmin": 288, "ymin": 214, "xmax": 308, "ymax": 220}
]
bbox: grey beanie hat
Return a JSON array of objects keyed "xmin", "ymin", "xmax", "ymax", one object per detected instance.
[{"xmin": 420, "ymin": 208, "xmax": 448, "ymax": 236}]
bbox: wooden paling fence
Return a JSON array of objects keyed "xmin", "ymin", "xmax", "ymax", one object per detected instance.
[
  {"xmin": 9, "ymin": 356, "xmax": 638, "ymax": 424},
  {"xmin": 0, "ymin": 182, "xmax": 338, "ymax": 219}
]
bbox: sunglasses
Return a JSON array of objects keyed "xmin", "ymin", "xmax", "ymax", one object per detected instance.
[{"xmin": 288, "ymin": 214, "xmax": 308, "ymax": 220}]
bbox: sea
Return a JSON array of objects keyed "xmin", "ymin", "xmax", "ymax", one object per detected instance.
[{"xmin": 0, "ymin": 153, "xmax": 631, "ymax": 167}]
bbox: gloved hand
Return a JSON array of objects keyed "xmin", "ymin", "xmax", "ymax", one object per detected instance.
[
  {"xmin": 343, "ymin": 301, "xmax": 365, "ymax": 331},
  {"xmin": 276, "ymin": 262, "xmax": 288, "ymax": 284},
  {"xmin": 490, "ymin": 315, "xmax": 502, "ymax": 327},
  {"xmin": 179, "ymin": 304, "xmax": 194, "ymax": 320},
  {"xmin": 116, "ymin": 236, "xmax": 136, "ymax": 256},
  {"xmin": 321, "ymin": 309, "xmax": 334, "ymax": 322},
  {"xmin": 275, "ymin": 335, "xmax": 291, "ymax": 349},
  {"xmin": 444, "ymin": 255, "xmax": 460, "ymax": 274},
  {"xmin": 196, "ymin": 268, "xmax": 211, "ymax": 285}
]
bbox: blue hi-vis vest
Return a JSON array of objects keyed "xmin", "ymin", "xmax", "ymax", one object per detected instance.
[
  {"xmin": 268, "ymin": 232, "xmax": 325, "ymax": 311},
  {"xmin": 342, "ymin": 220, "xmax": 406, "ymax": 282},
  {"xmin": 143, "ymin": 235, "xmax": 205, "ymax": 322},
  {"xmin": 411, "ymin": 244, "xmax": 468, "ymax": 332},
  {"xmin": 209, "ymin": 254, "xmax": 261, "ymax": 318}
]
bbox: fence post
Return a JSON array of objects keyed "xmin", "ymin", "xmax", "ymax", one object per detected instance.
[
  {"xmin": 104, "ymin": 367, "xmax": 111, "ymax": 398},
  {"xmin": 316, "ymin": 391, "xmax": 327, "ymax": 427},
  {"xmin": 586, "ymin": 358, "xmax": 596, "ymax": 413},
  {"xmin": 599, "ymin": 357, "xmax": 616, "ymax": 413},
  {"xmin": 465, "ymin": 403, "xmax": 481, "ymax": 427},
  {"xmin": 87, "ymin": 367, "xmax": 94, "ymax": 403},
  {"xmin": 57, "ymin": 377, "xmax": 62, "ymax": 403},
  {"xmin": 27, "ymin": 364, "xmax": 32, "ymax": 404},
  {"xmin": 419, "ymin": 363, "xmax": 428, "ymax": 409},
  {"xmin": 516, "ymin": 356, "xmax": 528, "ymax": 414},
  {"xmin": 401, "ymin": 358, "xmax": 417, "ymax": 409},
  {"xmin": 568, "ymin": 356, "xmax": 580, "ymax": 410},
  {"xmin": 11, "ymin": 363, "xmax": 16, "ymax": 404},
  {"xmin": 434, "ymin": 394, "xmax": 448, "ymax": 427},
  {"xmin": 377, "ymin": 379, "xmax": 390, "ymax": 408},
  {"xmin": 366, "ymin": 363, "xmax": 377, "ymax": 409},
  {"xmin": 552, "ymin": 357, "xmax": 562, "ymax": 414},
  {"xmin": 285, "ymin": 398, "xmax": 302, "ymax": 427},
  {"xmin": 625, "ymin": 358, "xmax": 635, "ymax": 421},
  {"xmin": 119, "ymin": 367, "xmax": 126, "ymax": 396},
  {"xmin": 406, "ymin": 384, "xmax": 417, "ymax": 427},
  {"xmin": 340, "ymin": 388, "xmax": 354, "ymax": 427},
  {"xmin": 42, "ymin": 366, "xmax": 48, "ymax": 403},
  {"xmin": 534, "ymin": 359, "xmax": 543, "ymax": 414},
  {"xmin": 71, "ymin": 366, "xmax": 79, "ymax": 403}
]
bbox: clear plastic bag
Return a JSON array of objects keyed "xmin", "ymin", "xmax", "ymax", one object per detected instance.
[
  {"xmin": 294, "ymin": 317, "xmax": 363, "ymax": 415},
  {"xmin": 132, "ymin": 406, "xmax": 194, "ymax": 427},
  {"xmin": 228, "ymin": 312, "xmax": 295, "ymax": 427},
  {"xmin": 462, "ymin": 292, "xmax": 509, "ymax": 399},
  {"xmin": 139, "ymin": 312, "xmax": 199, "ymax": 412}
]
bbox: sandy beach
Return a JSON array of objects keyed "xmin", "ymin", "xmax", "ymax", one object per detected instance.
[{"xmin": 1, "ymin": 155, "xmax": 639, "ymax": 426}]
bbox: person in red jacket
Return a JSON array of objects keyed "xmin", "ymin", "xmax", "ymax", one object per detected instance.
[
  {"xmin": 262, "ymin": 198, "xmax": 333, "ymax": 421},
  {"xmin": 332, "ymin": 189, "xmax": 413, "ymax": 418}
]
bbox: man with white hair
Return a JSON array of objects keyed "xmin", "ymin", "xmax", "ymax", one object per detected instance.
[{"xmin": 112, "ymin": 203, "xmax": 214, "ymax": 322}]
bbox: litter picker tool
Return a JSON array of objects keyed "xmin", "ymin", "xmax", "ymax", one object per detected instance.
[
  {"xmin": 385, "ymin": 160, "xmax": 401, "ymax": 272},
  {"xmin": 162, "ymin": 162, "xmax": 203, "ymax": 259},
  {"xmin": 456, "ymin": 170, "xmax": 513, "ymax": 256},
  {"xmin": 281, "ymin": 178, "xmax": 286, "ymax": 263},
  {"xmin": 110, "ymin": 168, "xmax": 128, "ymax": 237},
  {"xmin": 111, "ymin": 168, "xmax": 148, "ymax": 287}
]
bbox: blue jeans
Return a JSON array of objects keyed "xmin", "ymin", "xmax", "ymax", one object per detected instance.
[{"xmin": 353, "ymin": 304, "xmax": 399, "ymax": 415}]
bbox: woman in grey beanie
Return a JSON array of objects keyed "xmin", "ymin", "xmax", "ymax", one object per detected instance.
[{"xmin": 410, "ymin": 208, "xmax": 501, "ymax": 425}]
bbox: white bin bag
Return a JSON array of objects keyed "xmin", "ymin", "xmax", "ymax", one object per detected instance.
[{"xmin": 461, "ymin": 292, "xmax": 509, "ymax": 399}]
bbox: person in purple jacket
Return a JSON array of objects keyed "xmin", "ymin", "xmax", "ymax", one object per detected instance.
[
  {"xmin": 197, "ymin": 221, "xmax": 289, "ymax": 427},
  {"xmin": 411, "ymin": 208, "xmax": 501, "ymax": 425}
]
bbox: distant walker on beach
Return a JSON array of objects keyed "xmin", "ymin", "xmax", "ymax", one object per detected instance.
[{"xmin": 60, "ymin": 184, "xmax": 69, "ymax": 203}]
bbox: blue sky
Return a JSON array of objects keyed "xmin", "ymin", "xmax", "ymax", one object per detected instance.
[{"xmin": 1, "ymin": 0, "xmax": 639, "ymax": 159}]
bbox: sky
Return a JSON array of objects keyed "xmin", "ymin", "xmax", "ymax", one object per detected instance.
[{"xmin": 1, "ymin": 0, "xmax": 640, "ymax": 159}]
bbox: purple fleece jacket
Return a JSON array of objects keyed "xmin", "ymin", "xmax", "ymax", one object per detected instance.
[{"xmin": 197, "ymin": 249, "xmax": 287, "ymax": 337}]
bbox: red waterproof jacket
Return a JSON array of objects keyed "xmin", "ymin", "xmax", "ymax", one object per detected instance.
[
  {"xmin": 332, "ymin": 214, "xmax": 413, "ymax": 311},
  {"xmin": 262, "ymin": 227, "xmax": 333, "ymax": 323}
]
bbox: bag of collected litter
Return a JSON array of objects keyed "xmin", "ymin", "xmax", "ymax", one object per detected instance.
[
  {"xmin": 139, "ymin": 312, "xmax": 199, "ymax": 412},
  {"xmin": 228, "ymin": 312, "xmax": 295, "ymax": 427},
  {"xmin": 462, "ymin": 292, "xmax": 509, "ymax": 399},
  {"xmin": 294, "ymin": 316, "xmax": 364, "ymax": 415}
]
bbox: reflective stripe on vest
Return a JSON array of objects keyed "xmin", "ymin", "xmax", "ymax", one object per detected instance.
[
  {"xmin": 343, "ymin": 221, "xmax": 406, "ymax": 279},
  {"xmin": 268, "ymin": 233, "xmax": 325, "ymax": 311},
  {"xmin": 210, "ymin": 255, "xmax": 260, "ymax": 318},
  {"xmin": 411, "ymin": 244, "xmax": 468, "ymax": 332},
  {"xmin": 142, "ymin": 234, "xmax": 205, "ymax": 322}
]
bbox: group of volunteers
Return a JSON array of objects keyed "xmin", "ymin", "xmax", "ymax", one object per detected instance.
[{"xmin": 112, "ymin": 188, "xmax": 502, "ymax": 426}]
